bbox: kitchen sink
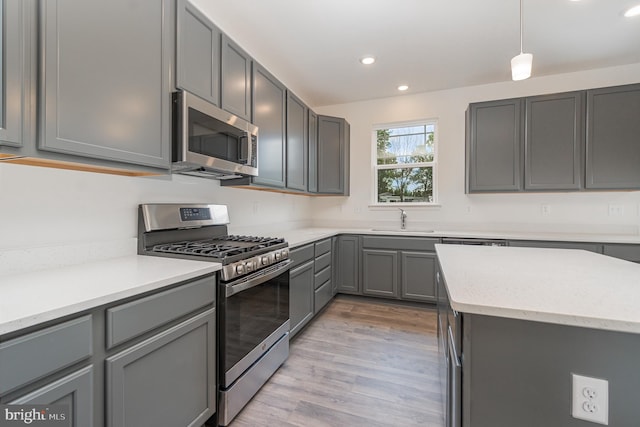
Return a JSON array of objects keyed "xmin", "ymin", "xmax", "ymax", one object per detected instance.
[{"xmin": 370, "ymin": 228, "xmax": 435, "ymax": 233}]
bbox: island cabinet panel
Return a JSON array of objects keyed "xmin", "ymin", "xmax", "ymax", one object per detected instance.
[
  {"xmin": 401, "ymin": 251, "xmax": 437, "ymax": 302},
  {"xmin": 586, "ymin": 84, "xmax": 640, "ymax": 190},
  {"xmin": 463, "ymin": 314, "xmax": 640, "ymax": 427},
  {"xmin": 106, "ymin": 309, "xmax": 216, "ymax": 427},
  {"xmin": 176, "ymin": 0, "xmax": 220, "ymax": 106},
  {"xmin": 467, "ymin": 98, "xmax": 524, "ymax": 192},
  {"xmin": 286, "ymin": 92, "xmax": 308, "ymax": 192},
  {"xmin": 525, "ymin": 92, "xmax": 584, "ymax": 191},
  {"xmin": 335, "ymin": 235, "xmax": 361, "ymax": 294},
  {"xmin": 362, "ymin": 249, "xmax": 398, "ymax": 298},
  {"xmin": 39, "ymin": 0, "xmax": 172, "ymax": 169},
  {"xmin": 220, "ymin": 34, "xmax": 251, "ymax": 122},
  {"xmin": 289, "ymin": 259, "xmax": 314, "ymax": 338},
  {"xmin": 508, "ymin": 240, "xmax": 602, "ymax": 253},
  {"xmin": 602, "ymin": 244, "xmax": 640, "ymax": 263},
  {"xmin": 8, "ymin": 366, "xmax": 93, "ymax": 425}
]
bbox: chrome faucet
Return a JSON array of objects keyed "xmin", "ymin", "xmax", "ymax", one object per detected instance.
[{"xmin": 398, "ymin": 208, "xmax": 407, "ymax": 230}]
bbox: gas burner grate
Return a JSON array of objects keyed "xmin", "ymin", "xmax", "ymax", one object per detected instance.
[{"xmin": 149, "ymin": 235, "xmax": 286, "ymax": 260}]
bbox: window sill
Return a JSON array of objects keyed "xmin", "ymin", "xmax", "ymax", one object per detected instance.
[{"xmin": 368, "ymin": 203, "xmax": 442, "ymax": 210}]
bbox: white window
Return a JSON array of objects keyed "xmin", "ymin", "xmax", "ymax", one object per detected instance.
[{"xmin": 372, "ymin": 120, "xmax": 437, "ymax": 205}]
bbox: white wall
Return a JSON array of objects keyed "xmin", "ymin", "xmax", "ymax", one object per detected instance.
[
  {"xmin": 0, "ymin": 162, "xmax": 313, "ymax": 250},
  {"xmin": 311, "ymin": 63, "xmax": 640, "ymax": 235}
]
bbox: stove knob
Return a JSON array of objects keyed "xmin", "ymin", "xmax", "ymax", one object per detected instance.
[
  {"xmin": 260, "ymin": 256, "xmax": 269, "ymax": 266},
  {"xmin": 245, "ymin": 261, "xmax": 254, "ymax": 272},
  {"xmin": 235, "ymin": 264, "xmax": 245, "ymax": 274},
  {"xmin": 274, "ymin": 252, "xmax": 281, "ymax": 261}
]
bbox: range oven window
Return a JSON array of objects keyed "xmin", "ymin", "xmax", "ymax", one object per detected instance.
[{"xmin": 219, "ymin": 268, "xmax": 289, "ymax": 379}]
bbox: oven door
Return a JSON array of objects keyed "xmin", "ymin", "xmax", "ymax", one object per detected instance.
[{"xmin": 219, "ymin": 259, "xmax": 291, "ymax": 388}]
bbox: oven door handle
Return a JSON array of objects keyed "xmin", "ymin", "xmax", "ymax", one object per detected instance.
[{"xmin": 224, "ymin": 259, "xmax": 293, "ymax": 297}]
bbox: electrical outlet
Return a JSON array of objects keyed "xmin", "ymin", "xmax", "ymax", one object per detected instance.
[
  {"xmin": 608, "ymin": 204, "xmax": 624, "ymax": 217},
  {"xmin": 541, "ymin": 204, "xmax": 551, "ymax": 216},
  {"xmin": 572, "ymin": 374, "xmax": 609, "ymax": 425}
]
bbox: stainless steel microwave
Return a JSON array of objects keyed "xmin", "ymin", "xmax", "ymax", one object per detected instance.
[{"xmin": 172, "ymin": 91, "xmax": 258, "ymax": 179}]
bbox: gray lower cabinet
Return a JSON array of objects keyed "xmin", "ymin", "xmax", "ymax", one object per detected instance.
[
  {"xmin": 586, "ymin": 84, "xmax": 640, "ymax": 190},
  {"xmin": 286, "ymin": 92, "xmax": 308, "ymax": 192},
  {"xmin": 335, "ymin": 235, "xmax": 360, "ymax": 294},
  {"xmin": 106, "ymin": 308, "xmax": 216, "ymax": 427},
  {"xmin": 467, "ymin": 98, "xmax": 523, "ymax": 192},
  {"xmin": 525, "ymin": 92, "xmax": 584, "ymax": 191},
  {"xmin": 0, "ymin": 0, "xmax": 34, "ymax": 151},
  {"xmin": 316, "ymin": 115, "xmax": 350, "ymax": 195},
  {"xmin": 362, "ymin": 249, "xmax": 398, "ymax": 298},
  {"xmin": 289, "ymin": 260, "xmax": 314, "ymax": 337},
  {"xmin": 314, "ymin": 239, "xmax": 333, "ymax": 313},
  {"xmin": 603, "ymin": 244, "xmax": 640, "ymax": 263},
  {"xmin": 401, "ymin": 251, "xmax": 437, "ymax": 302},
  {"xmin": 9, "ymin": 366, "xmax": 93, "ymax": 425},
  {"xmin": 38, "ymin": 0, "xmax": 172, "ymax": 169},
  {"xmin": 221, "ymin": 34, "xmax": 251, "ymax": 122},
  {"xmin": 176, "ymin": 0, "xmax": 220, "ymax": 106},
  {"xmin": 509, "ymin": 240, "xmax": 603, "ymax": 253}
]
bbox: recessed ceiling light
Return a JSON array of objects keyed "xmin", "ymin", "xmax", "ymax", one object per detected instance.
[
  {"xmin": 624, "ymin": 4, "xmax": 640, "ymax": 17},
  {"xmin": 397, "ymin": 85, "xmax": 409, "ymax": 91},
  {"xmin": 360, "ymin": 56, "xmax": 376, "ymax": 65}
]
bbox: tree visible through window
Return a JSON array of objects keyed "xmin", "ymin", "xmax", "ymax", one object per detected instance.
[{"xmin": 374, "ymin": 122, "xmax": 436, "ymax": 203}]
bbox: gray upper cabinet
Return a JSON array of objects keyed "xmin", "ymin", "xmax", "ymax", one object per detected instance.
[
  {"xmin": 0, "ymin": 0, "xmax": 34, "ymax": 151},
  {"xmin": 586, "ymin": 84, "xmax": 640, "ymax": 190},
  {"xmin": 251, "ymin": 63, "xmax": 286, "ymax": 187},
  {"xmin": 286, "ymin": 92, "xmax": 308, "ymax": 191},
  {"xmin": 317, "ymin": 115, "xmax": 350, "ymax": 195},
  {"xmin": 221, "ymin": 34, "xmax": 251, "ymax": 122},
  {"xmin": 38, "ymin": 0, "xmax": 171, "ymax": 169},
  {"xmin": 525, "ymin": 92, "xmax": 584, "ymax": 191},
  {"xmin": 176, "ymin": 0, "xmax": 220, "ymax": 106},
  {"xmin": 467, "ymin": 98, "xmax": 523, "ymax": 192},
  {"xmin": 308, "ymin": 110, "xmax": 319, "ymax": 193}
]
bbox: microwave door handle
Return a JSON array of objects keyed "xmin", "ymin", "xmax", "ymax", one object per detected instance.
[{"xmin": 237, "ymin": 132, "xmax": 250, "ymax": 163}]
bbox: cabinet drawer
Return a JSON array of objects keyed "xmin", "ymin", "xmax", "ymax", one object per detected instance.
[
  {"xmin": 290, "ymin": 244, "xmax": 314, "ymax": 268},
  {"xmin": 603, "ymin": 244, "xmax": 640, "ymax": 263},
  {"xmin": 362, "ymin": 236, "xmax": 439, "ymax": 251},
  {"xmin": 314, "ymin": 266, "xmax": 331, "ymax": 290},
  {"xmin": 0, "ymin": 315, "xmax": 93, "ymax": 395},
  {"xmin": 314, "ymin": 252, "xmax": 331, "ymax": 272},
  {"xmin": 314, "ymin": 280, "xmax": 333, "ymax": 314},
  {"xmin": 314, "ymin": 239, "xmax": 332, "ymax": 256},
  {"xmin": 106, "ymin": 275, "xmax": 215, "ymax": 349}
]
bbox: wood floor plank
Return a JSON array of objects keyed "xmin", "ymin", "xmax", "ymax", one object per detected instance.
[{"xmin": 229, "ymin": 295, "xmax": 444, "ymax": 427}]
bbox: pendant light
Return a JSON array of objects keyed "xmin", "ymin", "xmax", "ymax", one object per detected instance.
[{"xmin": 511, "ymin": 0, "xmax": 532, "ymax": 81}]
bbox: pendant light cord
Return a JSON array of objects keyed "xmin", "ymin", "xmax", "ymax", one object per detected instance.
[{"xmin": 519, "ymin": 0, "xmax": 524, "ymax": 54}]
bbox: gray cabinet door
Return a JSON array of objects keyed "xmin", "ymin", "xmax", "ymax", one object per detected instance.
[
  {"xmin": 252, "ymin": 63, "xmax": 286, "ymax": 188},
  {"xmin": 362, "ymin": 249, "xmax": 398, "ymax": 298},
  {"xmin": 509, "ymin": 240, "xmax": 602, "ymax": 253},
  {"xmin": 0, "ymin": 0, "xmax": 33, "ymax": 150},
  {"xmin": 106, "ymin": 309, "xmax": 216, "ymax": 427},
  {"xmin": 286, "ymin": 92, "xmax": 308, "ymax": 191},
  {"xmin": 308, "ymin": 110, "xmax": 318, "ymax": 193},
  {"xmin": 221, "ymin": 34, "xmax": 251, "ymax": 121},
  {"xmin": 9, "ymin": 365, "xmax": 93, "ymax": 426},
  {"xmin": 467, "ymin": 99, "xmax": 523, "ymax": 192},
  {"xmin": 336, "ymin": 235, "xmax": 360, "ymax": 294},
  {"xmin": 317, "ymin": 115, "xmax": 348, "ymax": 194},
  {"xmin": 39, "ymin": 0, "xmax": 171, "ymax": 169},
  {"xmin": 525, "ymin": 92, "xmax": 584, "ymax": 190},
  {"xmin": 602, "ymin": 244, "xmax": 640, "ymax": 263},
  {"xmin": 290, "ymin": 260, "xmax": 314, "ymax": 338},
  {"xmin": 176, "ymin": 0, "xmax": 220, "ymax": 106},
  {"xmin": 401, "ymin": 251, "xmax": 437, "ymax": 302},
  {"xmin": 586, "ymin": 84, "xmax": 640, "ymax": 189}
]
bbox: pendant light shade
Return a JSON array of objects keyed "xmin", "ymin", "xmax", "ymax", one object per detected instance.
[
  {"xmin": 511, "ymin": 53, "xmax": 533, "ymax": 81},
  {"xmin": 511, "ymin": 0, "xmax": 532, "ymax": 81}
]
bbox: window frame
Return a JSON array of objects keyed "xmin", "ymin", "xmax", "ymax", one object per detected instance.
[{"xmin": 370, "ymin": 119, "xmax": 439, "ymax": 207}]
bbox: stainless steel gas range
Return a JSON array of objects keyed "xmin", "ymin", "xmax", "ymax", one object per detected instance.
[{"xmin": 138, "ymin": 203, "xmax": 291, "ymax": 426}]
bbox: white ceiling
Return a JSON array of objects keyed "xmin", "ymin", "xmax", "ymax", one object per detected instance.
[{"xmin": 192, "ymin": 0, "xmax": 640, "ymax": 107}]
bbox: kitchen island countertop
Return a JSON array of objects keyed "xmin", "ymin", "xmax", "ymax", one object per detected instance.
[
  {"xmin": 0, "ymin": 255, "xmax": 220, "ymax": 336},
  {"xmin": 435, "ymin": 244, "xmax": 640, "ymax": 333}
]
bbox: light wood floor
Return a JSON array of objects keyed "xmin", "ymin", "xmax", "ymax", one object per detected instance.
[{"xmin": 229, "ymin": 295, "xmax": 444, "ymax": 427}]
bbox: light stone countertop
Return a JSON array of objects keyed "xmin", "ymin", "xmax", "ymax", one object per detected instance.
[
  {"xmin": 435, "ymin": 244, "xmax": 640, "ymax": 334},
  {"xmin": 0, "ymin": 255, "xmax": 220, "ymax": 336}
]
